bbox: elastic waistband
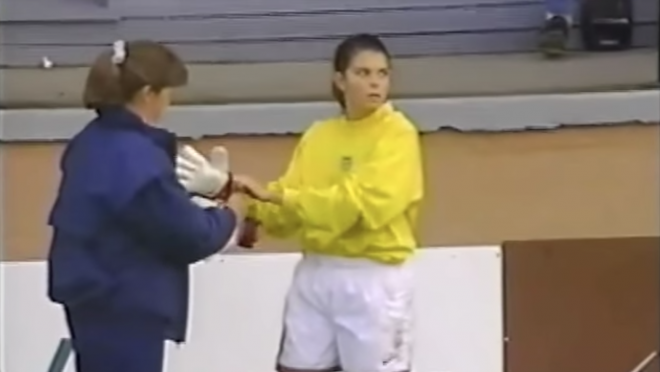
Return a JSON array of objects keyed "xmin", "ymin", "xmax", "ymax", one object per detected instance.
[{"xmin": 301, "ymin": 253, "xmax": 409, "ymax": 269}]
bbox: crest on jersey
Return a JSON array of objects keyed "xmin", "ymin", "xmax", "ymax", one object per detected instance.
[{"xmin": 340, "ymin": 156, "xmax": 353, "ymax": 172}]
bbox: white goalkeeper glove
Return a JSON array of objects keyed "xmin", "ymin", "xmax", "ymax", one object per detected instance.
[{"xmin": 176, "ymin": 145, "xmax": 230, "ymax": 197}]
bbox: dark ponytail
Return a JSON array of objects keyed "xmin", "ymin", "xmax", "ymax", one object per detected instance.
[{"xmin": 331, "ymin": 33, "xmax": 390, "ymax": 109}]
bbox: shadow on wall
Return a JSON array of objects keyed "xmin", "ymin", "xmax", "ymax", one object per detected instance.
[{"xmin": 503, "ymin": 237, "xmax": 660, "ymax": 372}]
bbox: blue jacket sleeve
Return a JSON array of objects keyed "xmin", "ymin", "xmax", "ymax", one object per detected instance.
[{"xmin": 118, "ymin": 173, "xmax": 237, "ymax": 265}]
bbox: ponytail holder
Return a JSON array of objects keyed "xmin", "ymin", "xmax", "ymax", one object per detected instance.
[{"xmin": 111, "ymin": 40, "xmax": 127, "ymax": 65}]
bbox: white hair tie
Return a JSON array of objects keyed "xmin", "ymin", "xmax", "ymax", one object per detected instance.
[{"xmin": 111, "ymin": 40, "xmax": 127, "ymax": 65}]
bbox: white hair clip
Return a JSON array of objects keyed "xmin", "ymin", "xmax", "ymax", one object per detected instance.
[{"xmin": 111, "ymin": 40, "xmax": 127, "ymax": 65}]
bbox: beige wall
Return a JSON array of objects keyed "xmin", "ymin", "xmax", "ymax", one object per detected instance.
[{"xmin": 3, "ymin": 124, "xmax": 659, "ymax": 261}]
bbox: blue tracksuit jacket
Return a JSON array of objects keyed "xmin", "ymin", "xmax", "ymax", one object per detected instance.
[{"xmin": 47, "ymin": 107, "xmax": 236, "ymax": 342}]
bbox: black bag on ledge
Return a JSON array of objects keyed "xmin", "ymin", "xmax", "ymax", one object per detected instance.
[{"xmin": 580, "ymin": 0, "xmax": 634, "ymax": 51}]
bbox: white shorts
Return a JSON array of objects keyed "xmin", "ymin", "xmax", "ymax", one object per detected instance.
[{"xmin": 276, "ymin": 254, "xmax": 414, "ymax": 372}]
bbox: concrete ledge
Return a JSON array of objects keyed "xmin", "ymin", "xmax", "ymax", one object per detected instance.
[
  {"xmin": 1, "ymin": 90, "xmax": 658, "ymax": 141},
  {"xmin": 0, "ymin": 49, "xmax": 657, "ymax": 109}
]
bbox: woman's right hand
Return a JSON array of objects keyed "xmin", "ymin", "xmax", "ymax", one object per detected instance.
[
  {"xmin": 237, "ymin": 218, "xmax": 260, "ymax": 248},
  {"xmin": 233, "ymin": 174, "xmax": 279, "ymax": 203}
]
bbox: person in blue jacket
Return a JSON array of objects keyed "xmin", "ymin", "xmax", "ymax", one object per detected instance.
[{"xmin": 47, "ymin": 40, "xmax": 246, "ymax": 372}]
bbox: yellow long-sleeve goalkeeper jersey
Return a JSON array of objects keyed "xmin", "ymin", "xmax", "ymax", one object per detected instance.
[{"xmin": 248, "ymin": 102, "xmax": 424, "ymax": 264}]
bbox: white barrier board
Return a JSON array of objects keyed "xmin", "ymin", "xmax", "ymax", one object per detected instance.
[{"xmin": 1, "ymin": 247, "xmax": 503, "ymax": 372}]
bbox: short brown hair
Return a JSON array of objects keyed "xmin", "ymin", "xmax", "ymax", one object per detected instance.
[{"xmin": 83, "ymin": 40, "xmax": 188, "ymax": 109}]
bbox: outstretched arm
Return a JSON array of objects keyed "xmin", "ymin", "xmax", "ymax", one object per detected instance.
[
  {"xmin": 241, "ymin": 139, "xmax": 308, "ymax": 239},
  {"xmin": 119, "ymin": 172, "xmax": 239, "ymax": 264},
  {"xmin": 240, "ymin": 125, "xmax": 423, "ymax": 246}
]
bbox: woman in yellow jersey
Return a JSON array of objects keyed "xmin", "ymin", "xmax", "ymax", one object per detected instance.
[{"xmin": 234, "ymin": 33, "xmax": 424, "ymax": 372}]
